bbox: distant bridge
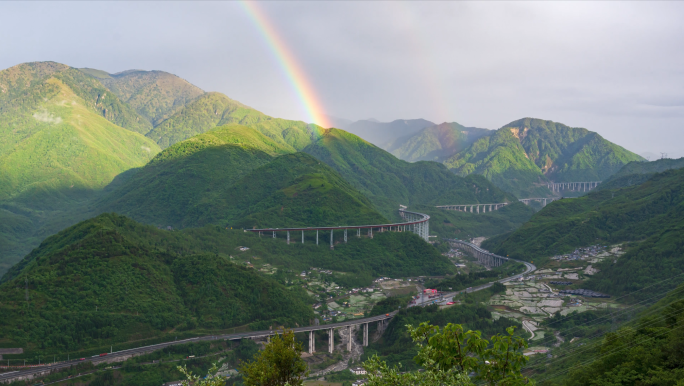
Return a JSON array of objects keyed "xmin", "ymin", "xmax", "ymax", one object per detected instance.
[
  {"xmin": 436, "ymin": 197, "xmax": 562, "ymax": 213},
  {"xmin": 245, "ymin": 209, "xmax": 430, "ymax": 246},
  {"xmin": 548, "ymin": 181, "xmax": 601, "ymax": 192}
]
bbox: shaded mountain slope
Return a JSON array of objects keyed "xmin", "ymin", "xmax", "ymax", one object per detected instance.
[
  {"xmin": 0, "ymin": 213, "xmax": 314, "ymax": 353},
  {"xmin": 80, "ymin": 68, "xmax": 205, "ymax": 126},
  {"xmin": 303, "ymin": 128, "xmax": 517, "ymax": 218},
  {"xmin": 97, "ymin": 126, "xmax": 386, "ymax": 229},
  {"xmin": 387, "ymin": 122, "xmax": 491, "ymax": 162},
  {"xmin": 445, "ymin": 118, "xmax": 643, "ymax": 197}
]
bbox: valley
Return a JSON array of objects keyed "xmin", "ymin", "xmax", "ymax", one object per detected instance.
[{"xmin": 1, "ymin": 60, "xmax": 683, "ymax": 386}]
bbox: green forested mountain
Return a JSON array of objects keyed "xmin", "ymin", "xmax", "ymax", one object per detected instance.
[
  {"xmin": 0, "ymin": 214, "xmax": 314, "ymax": 354},
  {"xmin": 598, "ymin": 156, "xmax": 684, "ymax": 190},
  {"xmin": 146, "ymin": 92, "xmax": 323, "ymax": 149},
  {"xmin": 387, "ymin": 122, "xmax": 491, "ymax": 162},
  {"xmin": 0, "ymin": 62, "xmax": 161, "ymax": 274},
  {"xmin": 483, "ymin": 167, "xmax": 684, "ymax": 298},
  {"xmin": 80, "ymin": 68, "xmax": 205, "ymax": 126},
  {"xmin": 533, "ymin": 282, "xmax": 684, "ymax": 385},
  {"xmin": 0, "ymin": 212, "xmax": 452, "ymax": 356},
  {"xmin": 97, "ymin": 126, "xmax": 387, "ymax": 229},
  {"xmin": 303, "ymin": 128, "xmax": 518, "ymax": 218},
  {"xmin": 445, "ymin": 118, "xmax": 643, "ymax": 197}
]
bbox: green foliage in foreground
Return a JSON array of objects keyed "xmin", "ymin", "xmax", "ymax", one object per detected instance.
[
  {"xmin": 238, "ymin": 330, "xmax": 308, "ymax": 386},
  {"xmin": 532, "ymin": 283, "xmax": 684, "ymax": 386},
  {"xmin": 362, "ymin": 301, "xmax": 523, "ymax": 370},
  {"xmin": 483, "ymin": 167, "xmax": 684, "ymax": 300},
  {"xmin": 363, "ymin": 323, "xmax": 531, "ymax": 386}
]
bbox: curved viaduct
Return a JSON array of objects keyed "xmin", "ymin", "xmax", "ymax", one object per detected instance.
[{"xmin": 245, "ymin": 209, "xmax": 431, "ymax": 245}]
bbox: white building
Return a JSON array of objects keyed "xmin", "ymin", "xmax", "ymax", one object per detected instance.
[{"xmin": 350, "ymin": 367, "xmax": 367, "ymax": 375}]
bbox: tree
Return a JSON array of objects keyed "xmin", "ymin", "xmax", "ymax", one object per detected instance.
[
  {"xmin": 239, "ymin": 329, "xmax": 309, "ymax": 386},
  {"xmin": 177, "ymin": 363, "xmax": 226, "ymax": 386},
  {"xmin": 363, "ymin": 322, "xmax": 532, "ymax": 386}
]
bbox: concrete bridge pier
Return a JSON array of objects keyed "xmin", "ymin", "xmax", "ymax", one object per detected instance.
[
  {"xmin": 344, "ymin": 229, "xmax": 347, "ymax": 243},
  {"xmin": 302, "ymin": 230, "xmax": 304, "ymax": 244},
  {"xmin": 287, "ymin": 231, "xmax": 290, "ymax": 245},
  {"xmin": 347, "ymin": 325, "xmax": 352, "ymax": 351},
  {"xmin": 357, "ymin": 228, "xmax": 361, "ymax": 237},
  {"xmin": 329, "ymin": 328, "xmax": 334, "ymax": 354},
  {"xmin": 316, "ymin": 230, "xmax": 319, "ymax": 245},
  {"xmin": 330, "ymin": 229, "xmax": 334, "ymax": 249},
  {"xmin": 363, "ymin": 323, "xmax": 369, "ymax": 347},
  {"xmin": 309, "ymin": 331, "xmax": 315, "ymax": 354},
  {"xmin": 273, "ymin": 231, "xmax": 276, "ymax": 238}
]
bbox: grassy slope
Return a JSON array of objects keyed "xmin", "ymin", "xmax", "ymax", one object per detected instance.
[
  {"xmin": 303, "ymin": 128, "xmax": 518, "ymax": 219},
  {"xmin": 483, "ymin": 167, "xmax": 684, "ymax": 298},
  {"xmin": 0, "ymin": 63, "xmax": 161, "ymax": 274},
  {"xmin": 0, "ymin": 214, "xmax": 314, "ymax": 354},
  {"xmin": 97, "ymin": 125, "xmax": 386, "ymax": 229},
  {"xmin": 387, "ymin": 122, "xmax": 491, "ymax": 162},
  {"xmin": 146, "ymin": 92, "xmax": 324, "ymax": 150},
  {"xmin": 91, "ymin": 69, "xmax": 205, "ymax": 126},
  {"xmin": 0, "ymin": 213, "xmax": 452, "ymax": 356},
  {"xmin": 444, "ymin": 118, "xmax": 643, "ymax": 197}
]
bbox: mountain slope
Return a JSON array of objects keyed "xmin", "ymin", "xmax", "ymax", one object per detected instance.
[
  {"xmin": 0, "ymin": 213, "xmax": 314, "ymax": 353},
  {"xmin": 445, "ymin": 118, "xmax": 643, "ymax": 197},
  {"xmin": 146, "ymin": 92, "xmax": 324, "ymax": 150},
  {"xmin": 0, "ymin": 61, "xmax": 161, "ymax": 274},
  {"xmin": 303, "ymin": 128, "xmax": 518, "ymax": 218},
  {"xmin": 97, "ymin": 126, "xmax": 386, "ymax": 229},
  {"xmin": 80, "ymin": 68, "xmax": 205, "ymax": 126},
  {"xmin": 387, "ymin": 122, "xmax": 491, "ymax": 162},
  {"xmin": 483, "ymin": 167, "xmax": 684, "ymax": 298},
  {"xmin": 344, "ymin": 118, "xmax": 435, "ymax": 149},
  {"xmin": 598, "ymin": 157, "xmax": 684, "ymax": 190}
]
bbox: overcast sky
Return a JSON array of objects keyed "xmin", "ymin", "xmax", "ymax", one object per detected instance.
[{"xmin": 1, "ymin": 1, "xmax": 683, "ymax": 158}]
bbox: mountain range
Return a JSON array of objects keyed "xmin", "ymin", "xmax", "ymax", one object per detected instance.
[
  {"xmin": 331, "ymin": 116, "xmax": 643, "ymax": 198},
  {"xmin": 0, "ymin": 61, "xmax": 520, "ymax": 275}
]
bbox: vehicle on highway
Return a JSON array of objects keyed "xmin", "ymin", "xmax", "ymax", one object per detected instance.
[
  {"xmin": 99, "ymin": 353, "xmax": 107, "ymax": 357},
  {"xmin": 79, "ymin": 358, "xmax": 85, "ymax": 361},
  {"xmin": 385, "ymin": 314, "xmax": 389, "ymax": 316},
  {"xmin": 186, "ymin": 355, "xmax": 195, "ymax": 359},
  {"xmin": 446, "ymin": 302, "xmax": 455, "ymax": 305}
]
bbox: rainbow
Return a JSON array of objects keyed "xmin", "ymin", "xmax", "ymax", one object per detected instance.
[{"xmin": 239, "ymin": 1, "xmax": 332, "ymax": 128}]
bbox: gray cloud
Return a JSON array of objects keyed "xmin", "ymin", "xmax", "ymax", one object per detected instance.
[{"xmin": 0, "ymin": 1, "xmax": 683, "ymax": 157}]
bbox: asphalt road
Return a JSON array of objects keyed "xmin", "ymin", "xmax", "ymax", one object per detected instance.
[{"xmin": 0, "ymin": 312, "xmax": 396, "ymax": 383}]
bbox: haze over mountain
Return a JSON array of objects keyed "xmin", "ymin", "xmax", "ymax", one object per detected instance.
[
  {"xmin": 386, "ymin": 122, "xmax": 491, "ymax": 162},
  {"xmin": 343, "ymin": 118, "xmax": 435, "ymax": 149}
]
